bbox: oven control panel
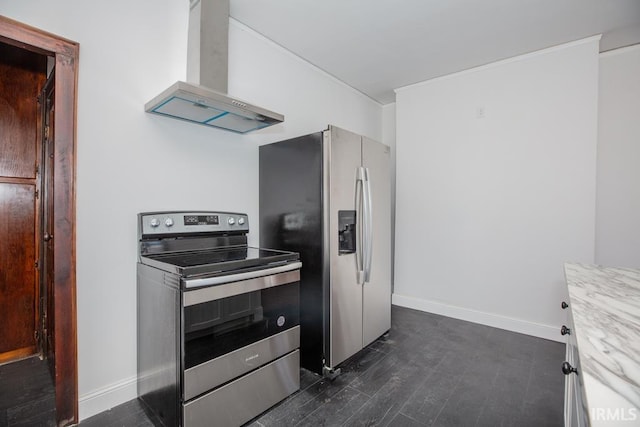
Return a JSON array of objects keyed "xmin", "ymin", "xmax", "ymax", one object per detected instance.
[{"xmin": 139, "ymin": 211, "xmax": 249, "ymax": 236}]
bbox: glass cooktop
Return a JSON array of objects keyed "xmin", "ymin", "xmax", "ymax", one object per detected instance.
[{"xmin": 140, "ymin": 246, "xmax": 299, "ymax": 277}]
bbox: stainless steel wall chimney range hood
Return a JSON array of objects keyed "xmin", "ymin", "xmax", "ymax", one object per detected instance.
[{"xmin": 145, "ymin": 0, "xmax": 284, "ymax": 134}]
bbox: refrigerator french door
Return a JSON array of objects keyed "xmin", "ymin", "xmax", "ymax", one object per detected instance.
[{"xmin": 260, "ymin": 125, "xmax": 391, "ymax": 376}]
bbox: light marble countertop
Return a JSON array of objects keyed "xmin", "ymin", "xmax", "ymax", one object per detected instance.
[{"xmin": 564, "ymin": 263, "xmax": 640, "ymax": 425}]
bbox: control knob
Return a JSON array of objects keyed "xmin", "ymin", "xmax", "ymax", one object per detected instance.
[
  {"xmin": 149, "ymin": 218, "xmax": 160, "ymax": 228},
  {"xmin": 238, "ymin": 217, "xmax": 245, "ymax": 225},
  {"xmin": 228, "ymin": 217, "xmax": 236, "ymax": 225},
  {"xmin": 164, "ymin": 218, "xmax": 174, "ymax": 227}
]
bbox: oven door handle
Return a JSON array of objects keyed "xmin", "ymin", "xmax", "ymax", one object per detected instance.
[{"xmin": 183, "ymin": 261, "xmax": 302, "ymax": 304}]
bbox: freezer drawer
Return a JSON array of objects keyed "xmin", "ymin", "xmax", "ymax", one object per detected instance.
[{"xmin": 183, "ymin": 350, "xmax": 300, "ymax": 427}]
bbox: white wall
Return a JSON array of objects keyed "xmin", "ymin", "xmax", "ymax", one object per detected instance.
[
  {"xmin": 0, "ymin": 1, "xmax": 382, "ymax": 420},
  {"xmin": 393, "ymin": 37, "xmax": 600, "ymax": 341},
  {"xmin": 382, "ymin": 103, "xmax": 396, "ymax": 288},
  {"xmin": 595, "ymin": 44, "xmax": 640, "ymax": 268}
]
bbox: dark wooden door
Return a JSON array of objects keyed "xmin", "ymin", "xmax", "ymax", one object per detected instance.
[
  {"xmin": 0, "ymin": 41, "xmax": 46, "ymax": 364},
  {"xmin": 41, "ymin": 71, "xmax": 55, "ymax": 366},
  {"xmin": 1, "ymin": 16, "xmax": 80, "ymax": 424}
]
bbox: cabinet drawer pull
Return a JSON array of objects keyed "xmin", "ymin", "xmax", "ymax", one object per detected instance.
[
  {"xmin": 561, "ymin": 301, "xmax": 568, "ymax": 309},
  {"xmin": 561, "ymin": 325, "xmax": 571, "ymax": 336}
]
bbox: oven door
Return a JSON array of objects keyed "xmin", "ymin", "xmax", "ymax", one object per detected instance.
[{"xmin": 181, "ymin": 268, "xmax": 300, "ymax": 401}]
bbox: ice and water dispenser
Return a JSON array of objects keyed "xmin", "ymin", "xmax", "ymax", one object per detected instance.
[{"xmin": 338, "ymin": 210, "xmax": 357, "ymax": 254}]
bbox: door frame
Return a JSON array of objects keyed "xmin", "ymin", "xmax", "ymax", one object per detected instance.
[{"xmin": 0, "ymin": 15, "xmax": 78, "ymax": 426}]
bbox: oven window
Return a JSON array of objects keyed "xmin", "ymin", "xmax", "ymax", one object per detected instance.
[{"xmin": 183, "ymin": 281, "xmax": 299, "ymax": 369}]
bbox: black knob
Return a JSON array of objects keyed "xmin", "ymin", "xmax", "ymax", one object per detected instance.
[
  {"xmin": 561, "ymin": 325, "xmax": 571, "ymax": 336},
  {"xmin": 561, "ymin": 301, "xmax": 568, "ymax": 309},
  {"xmin": 562, "ymin": 361, "xmax": 577, "ymax": 375}
]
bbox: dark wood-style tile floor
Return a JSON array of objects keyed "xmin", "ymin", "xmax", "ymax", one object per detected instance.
[
  {"xmin": 0, "ymin": 306, "xmax": 565, "ymax": 426},
  {"xmin": 0, "ymin": 356, "xmax": 56, "ymax": 426}
]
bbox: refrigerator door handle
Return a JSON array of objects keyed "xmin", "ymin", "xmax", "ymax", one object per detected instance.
[
  {"xmin": 356, "ymin": 167, "xmax": 366, "ymax": 284},
  {"xmin": 363, "ymin": 167, "xmax": 373, "ymax": 283}
]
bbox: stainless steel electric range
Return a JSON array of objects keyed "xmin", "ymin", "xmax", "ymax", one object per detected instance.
[{"xmin": 136, "ymin": 211, "xmax": 301, "ymax": 427}]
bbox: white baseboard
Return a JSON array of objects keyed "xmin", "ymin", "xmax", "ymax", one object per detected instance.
[
  {"xmin": 78, "ymin": 374, "xmax": 138, "ymax": 421},
  {"xmin": 392, "ymin": 293, "xmax": 563, "ymax": 343}
]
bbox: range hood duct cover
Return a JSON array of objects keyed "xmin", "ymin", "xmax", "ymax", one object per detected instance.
[{"xmin": 145, "ymin": 0, "xmax": 284, "ymax": 134}]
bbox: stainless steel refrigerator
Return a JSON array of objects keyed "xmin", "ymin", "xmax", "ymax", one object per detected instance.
[{"xmin": 260, "ymin": 125, "xmax": 391, "ymax": 376}]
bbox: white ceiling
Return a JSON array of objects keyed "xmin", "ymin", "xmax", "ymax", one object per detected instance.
[{"xmin": 230, "ymin": 0, "xmax": 640, "ymax": 104}]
